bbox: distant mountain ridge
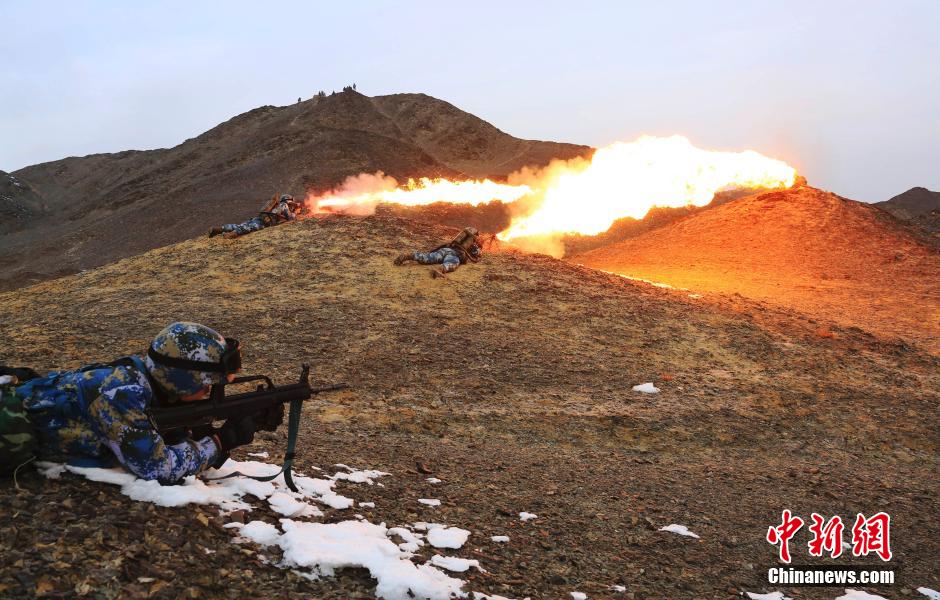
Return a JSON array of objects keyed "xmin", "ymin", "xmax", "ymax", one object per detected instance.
[
  {"xmin": 876, "ymin": 186, "xmax": 940, "ymax": 237},
  {"xmin": 0, "ymin": 90, "xmax": 590, "ymax": 290},
  {"xmin": 877, "ymin": 186, "xmax": 940, "ymax": 219}
]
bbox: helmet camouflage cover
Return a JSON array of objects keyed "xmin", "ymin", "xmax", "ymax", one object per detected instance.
[{"xmin": 145, "ymin": 322, "xmax": 228, "ymax": 399}]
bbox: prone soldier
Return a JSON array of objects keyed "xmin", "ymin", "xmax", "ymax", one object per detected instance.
[
  {"xmin": 0, "ymin": 322, "xmax": 265, "ymax": 483},
  {"xmin": 394, "ymin": 227, "xmax": 483, "ymax": 278},
  {"xmin": 209, "ymin": 194, "xmax": 303, "ymax": 239}
]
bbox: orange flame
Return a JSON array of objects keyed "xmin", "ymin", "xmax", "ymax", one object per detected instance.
[
  {"xmin": 308, "ymin": 172, "xmax": 531, "ymax": 215},
  {"xmin": 305, "ymin": 135, "xmax": 797, "ymax": 255}
]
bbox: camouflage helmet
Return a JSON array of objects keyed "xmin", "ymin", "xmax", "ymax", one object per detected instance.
[
  {"xmin": 279, "ymin": 194, "xmax": 294, "ymax": 204},
  {"xmin": 145, "ymin": 322, "xmax": 239, "ymax": 399}
]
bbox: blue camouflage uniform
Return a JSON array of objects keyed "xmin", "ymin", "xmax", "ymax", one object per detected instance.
[
  {"xmin": 221, "ymin": 197, "xmax": 299, "ymax": 237},
  {"xmin": 222, "ymin": 216, "xmax": 266, "ymax": 237},
  {"xmin": 411, "ymin": 244, "xmax": 482, "ymax": 273},
  {"xmin": 15, "ymin": 322, "xmax": 230, "ymax": 483},
  {"xmin": 17, "ymin": 357, "xmax": 218, "ymax": 482}
]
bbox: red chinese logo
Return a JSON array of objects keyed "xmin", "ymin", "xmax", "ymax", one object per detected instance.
[
  {"xmin": 851, "ymin": 512, "xmax": 892, "ymax": 561},
  {"xmin": 766, "ymin": 509, "xmax": 804, "ymax": 563},
  {"xmin": 766, "ymin": 510, "xmax": 893, "ymax": 563},
  {"xmin": 807, "ymin": 513, "xmax": 844, "ymax": 558}
]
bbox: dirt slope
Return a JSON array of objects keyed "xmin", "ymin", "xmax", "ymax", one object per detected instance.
[
  {"xmin": 576, "ymin": 185, "xmax": 940, "ymax": 354},
  {"xmin": 371, "ymin": 94, "xmax": 590, "ymax": 177},
  {"xmin": 0, "ymin": 171, "xmax": 44, "ymax": 233},
  {"xmin": 1, "ymin": 91, "xmax": 589, "ymax": 291},
  {"xmin": 0, "ymin": 215, "xmax": 937, "ymax": 598}
]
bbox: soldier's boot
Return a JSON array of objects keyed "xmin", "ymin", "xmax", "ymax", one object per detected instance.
[
  {"xmin": 394, "ymin": 253, "xmax": 414, "ymax": 266},
  {"xmin": 430, "ymin": 268, "xmax": 447, "ymax": 279},
  {"xmin": 208, "ymin": 227, "xmax": 224, "ymax": 238},
  {"xmin": 223, "ymin": 231, "xmax": 239, "ymax": 240}
]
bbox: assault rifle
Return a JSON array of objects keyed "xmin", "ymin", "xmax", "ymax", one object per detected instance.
[{"xmin": 149, "ymin": 364, "xmax": 346, "ymax": 491}]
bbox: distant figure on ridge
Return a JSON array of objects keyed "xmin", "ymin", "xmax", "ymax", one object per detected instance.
[
  {"xmin": 394, "ymin": 227, "xmax": 484, "ymax": 278},
  {"xmin": 209, "ymin": 194, "xmax": 303, "ymax": 239}
]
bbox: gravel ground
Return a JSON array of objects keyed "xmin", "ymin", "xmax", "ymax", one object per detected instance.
[{"xmin": 1, "ymin": 215, "xmax": 937, "ymax": 599}]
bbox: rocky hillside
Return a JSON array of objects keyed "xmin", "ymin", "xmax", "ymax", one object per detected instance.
[
  {"xmin": 576, "ymin": 185, "xmax": 940, "ymax": 354},
  {"xmin": 877, "ymin": 186, "xmax": 940, "ymax": 236},
  {"xmin": 0, "ymin": 171, "xmax": 44, "ymax": 233},
  {"xmin": 876, "ymin": 186, "xmax": 940, "ymax": 220},
  {"xmin": 0, "ymin": 91, "xmax": 590, "ymax": 291},
  {"xmin": 0, "ymin": 214, "xmax": 937, "ymax": 598}
]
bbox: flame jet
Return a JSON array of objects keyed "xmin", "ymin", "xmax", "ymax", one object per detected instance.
[
  {"xmin": 499, "ymin": 135, "xmax": 796, "ymax": 241},
  {"xmin": 305, "ymin": 135, "xmax": 797, "ymax": 255}
]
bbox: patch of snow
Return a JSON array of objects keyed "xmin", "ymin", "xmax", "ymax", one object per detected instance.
[
  {"xmin": 632, "ymin": 383, "xmax": 660, "ymax": 394},
  {"xmin": 746, "ymin": 592, "xmax": 792, "ymax": 600},
  {"xmin": 835, "ymin": 590, "xmax": 889, "ymax": 600},
  {"xmin": 359, "ymin": 501, "xmax": 375, "ymax": 508},
  {"xmin": 36, "ymin": 459, "xmax": 356, "ymax": 513},
  {"xmin": 658, "ymin": 524, "xmax": 700, "ymax": 538},
  {"xmin": 419, "ymin": 498, "xmax": 442, "ymax": 506},
  {"xmin": 388, "ymin": 527, "xmax": 425, "ymax": 553},
  {"xmin": 491, "ymin": 535, "xmax": 510, "ymax": 543},
  {"xmin": 36, "ymin": 462, "xmax": 67, "ymax": 479},
  {"xmin": 605, "ymin": 272, "xmax": 677, "ymax": 289},
  {"xmin": 77, "ymin": 466, "xmax": 254, "ymax": 510},
  {"xmin": 519, "ymin": 512, "xmax": 538, "ymax": 521},
  {"xmin": 230, "ymin": 520, "xmax": 281, "ymax": 547},
  {"xmin": 918, "ymin": 588, "xmax": 940, "ymax": 600},
  {"xmin": 571, "ymin": 592, "xmax": 587, "ymax": 600},
  {"xmin": 426, "ymin": 477, "xmax": 443, "ymax": 483},
  {"xmin": 430, "ymin": 555, "xmax": 480, "ymax": 572},
  {"xmin": 611, "ymin": 585, "xmax": 626, "ymax": 592},
  {"xmin": 332, "ymin": 468, "xmax": 390, "ymax": 485},
  {"xmin": 291, "ymin": 568, "xmax": 319, "ymax": 581},
  {"xmin": 427, "ymin": 526, "xmax": 470, "ymax": 549},
  {"xmin": 279, "ymin": 519, "xmax": 466, "ymax": 599},
  {"xmin": 268, "ymin": 491, "xmax": 322, "ymax": 518},
  {"xmin": 247, "ymin": 451, "xmax": 269, "ymax": 458},
  {"xmin": 36, "ymin": 458, "xmax": 508, "ymax": 599}
]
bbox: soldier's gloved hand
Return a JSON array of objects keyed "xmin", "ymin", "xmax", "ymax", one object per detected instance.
[
  {"xmin": 256, "ymin": 404, "xmax": 285, "ymax": 432},
  {"xmin": 211, "ymin": 416, "xmax": 257, "ymax": 468}
]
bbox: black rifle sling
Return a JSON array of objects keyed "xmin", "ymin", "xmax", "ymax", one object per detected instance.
[{"xmin": 202, "ymin": 396, "xmax": 304, "ymax": 493}]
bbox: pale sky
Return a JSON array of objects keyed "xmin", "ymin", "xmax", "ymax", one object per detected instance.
[{"xmin": 2, "ymin": 0, "xmax": 938, "ymax": 201}]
